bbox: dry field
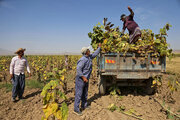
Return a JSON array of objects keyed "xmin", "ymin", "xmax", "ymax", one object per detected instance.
[{"xmin": 0, "ymin": 55, "xmax": 179, "ymax": 120}]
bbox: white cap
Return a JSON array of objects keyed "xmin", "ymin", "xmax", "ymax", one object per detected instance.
[{"xmin": 81, "ymin": 46, "xmax": 90, "ymax": 54}]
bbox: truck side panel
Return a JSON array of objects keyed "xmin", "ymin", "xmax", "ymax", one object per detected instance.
[{"xmin": 98, "ymin": 53, "xmax": 166, "ymax": 79}]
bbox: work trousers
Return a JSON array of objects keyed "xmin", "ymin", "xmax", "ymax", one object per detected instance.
[
  {"xmin": 12, "ymin": 73, "xmax": 25, "ymax": 99},
  {"xmin": 74, "ymin": 76, "xmax": 89, "ymax": 112}
]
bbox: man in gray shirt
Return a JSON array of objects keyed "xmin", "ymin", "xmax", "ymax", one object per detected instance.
[{"xmin": 74, "ymin": 44, "xmax": 101, "ymax": 115}]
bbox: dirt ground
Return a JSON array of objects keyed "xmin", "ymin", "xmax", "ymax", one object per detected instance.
[
  {"xmin": 0, "ymin": 74, "xmax": 179, "ymax": 120},
  {"xmin": 0, "ymin": 58, "xmax": 180, "ymax": 120}
]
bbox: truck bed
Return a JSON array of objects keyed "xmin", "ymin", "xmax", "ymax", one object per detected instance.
[{"xmin": 97, "ymin": 53, "xmax": 166, "ymax": 79}]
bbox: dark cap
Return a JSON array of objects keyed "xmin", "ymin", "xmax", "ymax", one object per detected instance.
[{"xmin": 120, "ymin": 14, "xmax": 126, "ymax": 20}]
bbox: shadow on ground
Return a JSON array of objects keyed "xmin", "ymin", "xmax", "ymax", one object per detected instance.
[{"xmin": 24, "ymin": 90, "xmax": 42, "ymax": 99}]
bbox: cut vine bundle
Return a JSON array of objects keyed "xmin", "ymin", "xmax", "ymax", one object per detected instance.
[{"xmin": 88, "ymin": 18, "xmax": 173, "ymax": 58}]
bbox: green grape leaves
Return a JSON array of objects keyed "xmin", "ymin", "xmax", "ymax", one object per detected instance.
[{"xmin": 88, "ymin": 18, "xmax": 173, "ymax": 58}]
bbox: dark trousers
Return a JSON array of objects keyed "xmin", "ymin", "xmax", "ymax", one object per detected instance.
[
  {"xmin": 74, "ymin": 76, "xmax": 89, "ymax": 112},
  {"xmin": 12, "ymin": 73, "xmax": 25, "ymax": 99}
]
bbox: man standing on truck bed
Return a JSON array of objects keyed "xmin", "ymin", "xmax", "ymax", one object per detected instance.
[
  {"xmin": 120, "ymin": 6, "xmax": 141, "ymax": 44},
  {"xmin": 74, "ymin": 44, "xmax": 101, "ymax": 115}
]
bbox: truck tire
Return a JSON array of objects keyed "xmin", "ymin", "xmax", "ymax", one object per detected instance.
[
  {"xmin": 98, "ymin": 75, "xmax": 106, "ymax": 95},
  {"xmin": 146, "ymin": 78, "xmax": 154, "ymax": 95}
]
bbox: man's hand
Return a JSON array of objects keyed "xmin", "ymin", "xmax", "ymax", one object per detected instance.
[
  {"xmin": 128, "ymin": 6, "xmax": 132, "ymax": 11},
  {"xmin": 26, "ymin": 73, "xmax": 31, "ymax": 79},
  {"xmin": 10, "ymin": 74, "xmax": 13, "ymax": 79},
  {"xmin": 82, "ymin": 76, "xmax": 88, "ymax": 83},
  {"xmin": 98, "ymin": 43, "xmax": 102, "ymax": 47}
]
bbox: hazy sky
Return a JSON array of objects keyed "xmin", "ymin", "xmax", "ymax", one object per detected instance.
[{"xmin": 0, "ymin": 0, "xmax": 180, "ymax": 54}]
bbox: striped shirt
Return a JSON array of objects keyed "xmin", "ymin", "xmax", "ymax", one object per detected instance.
[{"xmin": 10, "ymin": 56, "xmax": 30, "ymax": 75}]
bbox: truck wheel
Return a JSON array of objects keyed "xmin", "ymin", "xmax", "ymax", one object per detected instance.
[
  {"xmin": 98, "ymin": 75, "xmax": 106, "ymax": 95},
  {"xmin": 146, "ymin": 78, "xmax": 154, "ymax": 95}
]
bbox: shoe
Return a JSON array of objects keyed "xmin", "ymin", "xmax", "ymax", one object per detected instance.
[
  {"xmin": 81, "ymin": 105, "xmax": 91, "ymax": 111},
  {"xmin": 85, "ymin": 105, "xmax": 91, "ymax": 109},
  {"xmin": 73, "ymin": 110, "xmax": 82, "ymax": 116},
  {"xmin": 18, "ymin": 97, "xmax": 25, "ymax": 100},
  {"xmin": 11, "ymin": 98, "xmax": 16, "ymax": 102}
]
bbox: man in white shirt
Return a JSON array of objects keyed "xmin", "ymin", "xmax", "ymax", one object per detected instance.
[{"xmin": 10, "ymin": 48, "xmax": 31, "ymax": 102}]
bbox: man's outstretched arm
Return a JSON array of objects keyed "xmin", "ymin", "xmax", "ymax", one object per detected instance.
[
  {"xmin": 90, "ymin": 43, "xmax": 101, "ymax": 59},
  {"xmin": 128, "ymin": 6, "xmax": 134, "ymax": 16}
]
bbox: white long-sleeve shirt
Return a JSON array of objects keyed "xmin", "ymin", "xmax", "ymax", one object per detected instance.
[{"xmin": 10, "ymin": 56, "xmax": 30, "ymax": 75}]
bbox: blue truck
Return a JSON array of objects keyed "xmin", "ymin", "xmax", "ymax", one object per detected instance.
[{"xmin": 97, "ymin": 52, "xmax": 166, "ymax": 95}]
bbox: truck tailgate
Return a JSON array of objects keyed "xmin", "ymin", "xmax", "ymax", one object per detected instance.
[{"xmin": 98, "ymin": 53, "xmax": 166, "ymax": 79}]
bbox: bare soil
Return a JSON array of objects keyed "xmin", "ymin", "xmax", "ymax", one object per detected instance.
[{"xmin": 0, "ymin": 71, "xmax": 179, "ymax": 120}]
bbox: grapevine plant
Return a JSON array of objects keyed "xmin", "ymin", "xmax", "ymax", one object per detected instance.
[
  {"xmin": 88, "ymin": 18, "xmax": 173, "ymax": 58},
  {"xmin": 41, "ymin": 69, "xmax": 68, "ymax": 120},
  {"xmin": 0, "ymin": 56, "xmax": 11, "ymax": 82}
]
